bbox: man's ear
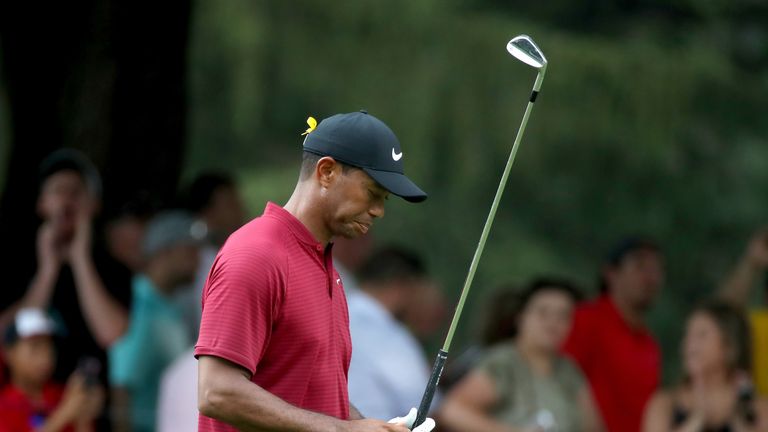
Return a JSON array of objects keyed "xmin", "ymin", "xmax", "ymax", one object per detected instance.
[{"xmin": 316, "ymin": 157, "xmax": 341, "ymax": 189}]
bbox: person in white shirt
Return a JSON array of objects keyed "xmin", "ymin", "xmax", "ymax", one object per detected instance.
[
  {"xmin": 156, "ymin": 348, "xmax": 198, "ymax": 432},
  {"xmin": 347, "ymin": 246, "xmax": 440, "ymax": 420}
]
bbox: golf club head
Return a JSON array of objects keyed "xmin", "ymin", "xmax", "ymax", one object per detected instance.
[{"xmin": 506, "ymin": 35, "xmax": 547, "ymax": 69}]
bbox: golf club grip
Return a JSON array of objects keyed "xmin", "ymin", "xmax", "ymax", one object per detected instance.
[{"xmin": 413, "ymin": 349, "xmax": 448, "ymax": 430}]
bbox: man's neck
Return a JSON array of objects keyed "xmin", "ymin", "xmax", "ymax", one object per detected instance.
[
  {"xmin": 609, "ymin": 293, "xmax": 645, "ymax": 329},
  {"xmin": 283, "ymin": 185, "xmax": 331, "ymax": 245}
]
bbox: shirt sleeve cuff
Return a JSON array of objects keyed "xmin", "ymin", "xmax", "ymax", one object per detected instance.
[{"xmin": 194, "ymin": 345, "xmax": 256, "ymax": 376}]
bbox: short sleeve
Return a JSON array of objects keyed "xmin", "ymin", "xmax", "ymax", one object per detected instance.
[
  {"xmin": 194, "ymin": 244, "xmax": 285, "ymax": 375},
  {"xmin": 475, "ymin": 343, "xmax": 515, "ymax": 403}
]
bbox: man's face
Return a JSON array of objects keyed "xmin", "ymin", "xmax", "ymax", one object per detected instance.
[
  {"xmin": 166, "ymin": 243, "xmax": 200, "ymax": 289},
  {"xmin": 106, "ymin": 215, "xmax": 147, "ymax": 272},
  {"xmin": 402, "ymin": 279, "xmax": 447, "ymax": 340},
  {"xmin": 324, "ymin": 166, "xmax": 389, "ymax": 239},
  {"xmin": 207, "ymin": 185, "xmax": 246, "ymax": 236},
  {"xmin": 37, "ymin": 170, "xmax": 91, "ymax": 235},
  {"xmin": 606, "ymin": 249, "xmax": 664, "ymax": 310}
]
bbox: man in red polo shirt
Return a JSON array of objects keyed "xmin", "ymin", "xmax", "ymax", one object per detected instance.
[
  {"xmin": 563, "ymin": 237, "xmax": 664, "ymax": 432},
  {"xmin": 196, "ymin": 111, "xmax": 436, "ymax": 432}
]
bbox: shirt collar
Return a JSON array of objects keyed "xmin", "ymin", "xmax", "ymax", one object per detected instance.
[
  {"xmin": 598, "ymin": 295, "xmax": 649, "ymax": 336},
  {"xmin": 263, "ymin": 202, "xmax": 329, "ymax": 255}
]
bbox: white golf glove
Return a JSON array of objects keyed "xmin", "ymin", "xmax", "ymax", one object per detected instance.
[{"xmin": 388, "ymin": 407, "xmax": 435, "ymax": 432}]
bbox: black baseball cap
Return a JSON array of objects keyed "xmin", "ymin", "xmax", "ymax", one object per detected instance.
[
  {"xmin": 599, "ymin": 235, "xmax": 661, "ymax": 293},
  {"xmin": 605, "ymin": 236, "xmax": 660, "ymax": 266},
  {"xmin": 302, "ymin": 111, "xmax": 427, "ymax": 203},
  {"xmin": 38, "ymin": 149, "xmax": 102, "ymax": 198}
]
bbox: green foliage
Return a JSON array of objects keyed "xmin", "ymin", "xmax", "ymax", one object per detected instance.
[{"xmin": 185, "ymin": 0, "xmax": 768, "ymax": 383}]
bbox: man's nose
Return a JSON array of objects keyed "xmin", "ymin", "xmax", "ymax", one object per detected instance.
[{"xmin": 369, "ymin": 201, "xmax": 385, "ymax": 219}]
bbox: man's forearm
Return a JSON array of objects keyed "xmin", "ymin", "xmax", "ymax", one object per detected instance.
[
  {"xmin": 70, "ymin": 257, "xmax": 128, "ymax": 347},
  {"xmin": 23, "ymin": 265, "xmax": 59, "ymax": 308},
  {"xmin": 719, "ymin": 254, "xmax": 758, "ymax": 306},
  {"xmin": 200, "ymin": 360, "xmax": 347, "ymax": 432},
  {"xmin": 0, "ymin": 267, "xmax": 60, "ymax": 329}
]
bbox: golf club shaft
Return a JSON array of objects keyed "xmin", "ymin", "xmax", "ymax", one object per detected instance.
[{"xmin": 412, "ymin": 70, "xmax": 545, "ymax": 430}]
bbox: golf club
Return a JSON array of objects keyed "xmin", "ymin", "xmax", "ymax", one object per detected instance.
[{"xmin": 411, "ymin": 34, "xmax": 548, "ymax": 430}]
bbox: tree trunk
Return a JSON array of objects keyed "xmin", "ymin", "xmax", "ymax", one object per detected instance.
[{"xmin": 0, "ymin": 0, "xmax": 191, "ymax": 305}]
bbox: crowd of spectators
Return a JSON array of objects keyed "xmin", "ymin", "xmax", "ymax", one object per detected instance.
[
  {"xmin": 1, "ymin": 148, "xmax": 767, "ymax": 431},
  {"xmin": 0, "ymin": 150, "xmax": 245, "ymax": 431}
]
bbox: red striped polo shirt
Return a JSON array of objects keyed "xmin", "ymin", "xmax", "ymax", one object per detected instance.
[{"xmin": 195, "ymin": 202, "xmax": 352, "ymax": 431}]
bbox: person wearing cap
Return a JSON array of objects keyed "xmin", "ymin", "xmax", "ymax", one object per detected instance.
[
  {"xmin": 196, "ymin": 111, "xmax": 435, "ymax": 432},
  {"xmin": 109, "ymin": 211, "xmax": 202, "ymax": 432},
  {"xmin": 562, "ymin": 237, "xmax": 665, "ymax": 432},
  {"xmin": 0, "ymin": 149, "xmax": 132, "ymax": 388},
  {"xmin": 0, "ymin": 308, "xmax": 104, "ymax": 432}
]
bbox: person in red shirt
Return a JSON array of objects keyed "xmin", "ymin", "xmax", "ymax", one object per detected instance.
[
  {"xmin": 563, "ymin": 237, "xmax": 665, "ymax": 432},
  {"xmin": 0, "ymin": 308, "xmax": 103, "ymax": 432},
  {"xmin": 196, "ymin": 112, "xmax": 435, "ymax": 432}
]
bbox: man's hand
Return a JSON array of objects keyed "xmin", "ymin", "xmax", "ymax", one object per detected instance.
[
  {"xmin": 66, "ymin": 204, "xmax": 95, "ymax": 266},
  {"xmin": 37, "ymin": 221, "xmax": 65, "ymax": 274},
  {"xmin": 342, "ymin": 419, "xmax": 411, "ymax": 431},
  {"xmin": 388, "ymin": 408, "xmax": 436, "ymax": 432},
  {"xmin": 52, "ymin": 374, "xmax": 103, "ymax": 426},
  {"xmin": 745, "ymin": 228, "xmax": 768, "ymax": 270}
]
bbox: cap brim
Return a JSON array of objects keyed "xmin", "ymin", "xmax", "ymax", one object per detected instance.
[{"xmin": 363, "ymin": 168, "xmax": 427, "ymax": 203}]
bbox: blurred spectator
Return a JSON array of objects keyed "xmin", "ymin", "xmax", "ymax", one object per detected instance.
[
  {"xmin": 0, "ymin": 308, "xmax": 104, "ymax": 432},
  {"xmin": 643, "ymin": 301, "xmax": 768, "ymax": 431},
  {"xmin": 440, "ymin": 285, "xmax": 522, "ymax": 391},
  {"xmin": 184, "ymin": 173, "xmax": 245, "ymax": 248},
  {"xmin": 102, "ymin": 191, "xmax": 158, "ymax": 273},
  {"xmin": 401, "ymin": 278, "xmax": 447, "ymax": 342},
  {"xmin": 439, "ymin": 279, "xmax": 601, "ymax": 432},
  {"xmin": 720, "ymin": 228, "xmax": 768, "ymax": 397},
  {"xmin": 563, "ymin": 236, "xmax": 664, "ymax": 432},
  {"xmin": 333, "ymin": 234, "xmax": 374, "ymax": 294},
  {"xmin": 108, "ymin": 211, "xmax": 202, "ymax": 432},
  {"xmin": 177, "ymin": 173, "xmax": 246, "ymax": 338},
  {"xmin": 156, "ymin": 348, "xmax": 197, "ymax": 432},
  {"xmin": 347, "ymin": 246, "xmax": 436, "ymax": 420},
  {"xmin": 0, "ymin": 150, "xmax": 131, "ymax": 389}
]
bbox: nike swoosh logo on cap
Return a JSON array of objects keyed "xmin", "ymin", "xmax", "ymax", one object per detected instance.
[{"xmin": 392, "ymin": 148, "xmax": 403, "ymax": 161}]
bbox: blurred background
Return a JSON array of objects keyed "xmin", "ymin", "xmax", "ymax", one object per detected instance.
[{"xmin": 2, "ymin": 0, "xmax": 768, "ymax": 386}]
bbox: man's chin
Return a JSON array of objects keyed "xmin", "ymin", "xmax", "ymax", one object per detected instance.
[{"xmin": 334, "ymin": 223, "xmax": 370, "ymax": 239}]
